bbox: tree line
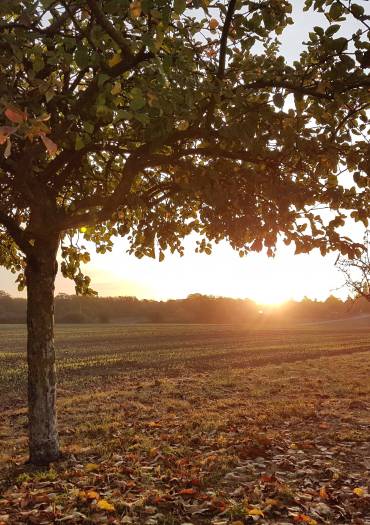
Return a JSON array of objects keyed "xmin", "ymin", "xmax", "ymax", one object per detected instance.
[{"xmin": 1, "ymin": 290, "xmax": 369, "ymax": 325}]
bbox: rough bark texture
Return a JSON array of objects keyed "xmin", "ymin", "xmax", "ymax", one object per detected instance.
[{"xmin": 26, "ymin": 236, "xmax": 60, "ymax": 465}]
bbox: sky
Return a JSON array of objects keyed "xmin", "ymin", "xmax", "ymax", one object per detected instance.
[{"xmin": 0, "ymin": 2, "xmax": 365, "ymax": 304}]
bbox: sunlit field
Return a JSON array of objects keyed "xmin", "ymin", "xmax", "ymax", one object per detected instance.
[{"xmin": 1, "ymin": 324, "xmax": 369, "ymax": 524}]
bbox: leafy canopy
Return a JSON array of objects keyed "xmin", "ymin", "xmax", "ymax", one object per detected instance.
[{"xmin": 0, "ymin": 0, "xmax": 369, "ymax": 293}]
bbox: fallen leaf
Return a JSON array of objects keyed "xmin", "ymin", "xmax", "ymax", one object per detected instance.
[
  {"xmin": 353, "ymin": 487, "xmax": 365, "ymax": 497},
  {"xmin": 96, "ymin": 499, "xmax": 115, "ymax": 512},
  {"xmin": 85, "ymin": 463, "xmax": 99, "ymax": 472},
  {"xmin": 179, "ymin": 488, "xmax": 197, "ymax": 496},
  {"xmin": 294, "ymin": 514, "xmax": 317, "ymax": 525},
  {"xmin": 265, "ymin": 498, "xmax": 280, "ymax": 506},
  {"xmin": 248, "ymin": 508, "xmax": 264, "ymax": 517},
  {"xmin": 86, "ymin": 490, "xmax": 100, "ymax": 500}
]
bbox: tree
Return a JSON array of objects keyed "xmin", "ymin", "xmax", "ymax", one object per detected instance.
[
  {"xmin": 336, "ymin": 230, "xmax": 370, "ymax": 301},
  {"xmin": 0, "ymin": 0, "xmax": 369, "ymax": 464}
]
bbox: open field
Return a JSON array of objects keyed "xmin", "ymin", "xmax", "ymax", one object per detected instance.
[{"xmin": 0, "ymin": 324, "xmax": 369, "ymax": 524}]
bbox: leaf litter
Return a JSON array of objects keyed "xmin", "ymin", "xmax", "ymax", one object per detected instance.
[{"xmin": 0, "ymin": 330, "xmax": 369, "ymax": 524}]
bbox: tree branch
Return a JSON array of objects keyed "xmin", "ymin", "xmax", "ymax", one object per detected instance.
[
  {"xmin": 86, "ymin": 0, "xmax": 134, "ymax": 61},
  {"xmin": 217, "ymin": 0, "xmax": 237, "ymax": 79},
  {"xmin": 0, "ymin": 209, "xmax": 32, "ymax": 256}
]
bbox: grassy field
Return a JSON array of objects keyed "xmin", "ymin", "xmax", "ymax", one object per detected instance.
[{"xmin": 0, "ymin": 323, "xmax": 369, "ymax": 524}]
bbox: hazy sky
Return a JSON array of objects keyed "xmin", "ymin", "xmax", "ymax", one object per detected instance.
[{"xmin": 0, "ymin": 3, "xmax": 365, "ymax": 303}]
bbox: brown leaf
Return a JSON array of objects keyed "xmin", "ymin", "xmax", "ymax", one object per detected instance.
[
  {"xmin": 40, "ymin": 134, "xmax": 58, "ymax": 156},
  {"xmin": 4, "ymin": 138, "xmax": 11, "ymax": 159},
  {"xmin": 179, "ymin": 488, "xmax": 197, "ymax": 496},
  {"xmin": 4, "ymin": 106, "xmax": 27, "ymax": 123},
  {"xmin": 0, "ymin": 126, "xmax": 17, "ymax": 145}
]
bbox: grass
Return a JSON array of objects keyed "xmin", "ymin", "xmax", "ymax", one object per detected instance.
[{"xmin": 0, "ymin": 323, "xmax": 369, "ymax": 524}]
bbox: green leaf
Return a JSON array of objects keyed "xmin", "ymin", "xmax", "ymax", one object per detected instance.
[
  {"xmin": 75, "ymin": 46, "xmax": 90, "ymax": 68},
  {"xmin": 115, "ymin": 109, "xmax": 133, "ymax": 121},
  {"xmin": 174, "ymin": 0, "xmax": 186, "ymax": 15},
  {"xmin": 325, "ymin": 24, "xmax": 340, "ymax": 37},
  {"xmin": 130, "ymin": 89, "xmax": 146, "ymax": 111},
  {"xmin": 75, "ymin": 135, "xmax": 84, "ymax": 150},
  {"xmin": 351, "ymin": 4, "xmax": 364, "ymax": 17},
  {"xmin": 328, "ymin": 2, "xmax": 344, "ymax": 20},
  {"xmin": 273, "ymin": 93, "xmax": 285, "ymax": 108}
]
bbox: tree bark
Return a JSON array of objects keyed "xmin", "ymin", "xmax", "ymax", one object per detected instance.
[{"xmin": 26, "ymin": 236, "xmax": 60, "ymax": 465}]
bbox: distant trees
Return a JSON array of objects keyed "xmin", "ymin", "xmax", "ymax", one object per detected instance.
[{"xmin": 1, "ymin": 292, "xmax": 368, "ymax": 325}]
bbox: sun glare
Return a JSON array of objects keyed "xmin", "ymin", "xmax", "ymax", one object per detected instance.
[
  {"xmin": 68, "ymin": 236, "xmax": 346, "ymax": 305},
  {"xmin": 240, "ymin": 270, "xmax": 291, "ymax": 305}
]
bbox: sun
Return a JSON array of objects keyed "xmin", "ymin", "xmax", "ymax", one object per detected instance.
[{"xmin": 247, "ymin": 277, "xmax": 290, "ymax": 306}]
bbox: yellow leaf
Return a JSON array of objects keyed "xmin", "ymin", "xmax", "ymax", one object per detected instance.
[
  {"xmin": 130, "ymin": 0, "xmax": 142, "ymax": 18},
  {"xmin": 85, "ymin": 463, "xmax": 99, "ymax": 472},
  {"xmin": 265, "ymin": 498, "xmax": 279, "ymax": 506},
  {"xmin": 108, "ymin": 53, "xmax": 121, "ymax": 67},
  {"xmin": 97, "ymin": 499, "xmax": 115, "ymax": 512},
  {"xmin": 353, "ymin": 487, "xmax": 365, "ymax": 497},
  {"xmin": 87, "ymin": 490, "xmax": 100, "ymax": 500},
  {"xmin": 294, "ymin": 515, "xmax": 317, "ymax": 525},
  {"xmin": 147, "ymin": 91, "xmax": 158, "ymax": 107},
  {"xmin": 248, "ymin": 508, "xmax": 264, "ymax": 517},
  {"xmin": 25, "ymin": 122, "xmax": 51, "ymax": 141},
  {"xmin": 209, "ymin": 18, "xmax": 219, "ymax": 30},
  {"xmin": 80, "ymin": 227, "xmax": 87, "ymax": 233},
  {"xmin": 111, "ymin": 81, "xmax": 122, "ymax": 95},
  {"xmin": 177, "ymin": 120, "xmax": 189, "ymax": 131},
  {"xmin": 319, "ymin": 486, "xmax": 328, "ymax": 499}
]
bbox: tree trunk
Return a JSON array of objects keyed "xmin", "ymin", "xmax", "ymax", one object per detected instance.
[{"xmin": 26, "ymin": 236, "xmax": 60, "ymax": 465}]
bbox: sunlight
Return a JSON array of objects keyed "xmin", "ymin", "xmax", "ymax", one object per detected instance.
[
  {"xmin": 252, "ymin": 284, "xmax": 289, "ymax": 306},
  {"xmin": 73, "ymin": 236, "xmax": 344, "ymax": 304}
]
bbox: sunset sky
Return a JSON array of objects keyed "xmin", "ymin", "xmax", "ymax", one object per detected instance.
[{"xmin": 0, "ymin": 4, "xmax": 364, "ymax": 304}]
